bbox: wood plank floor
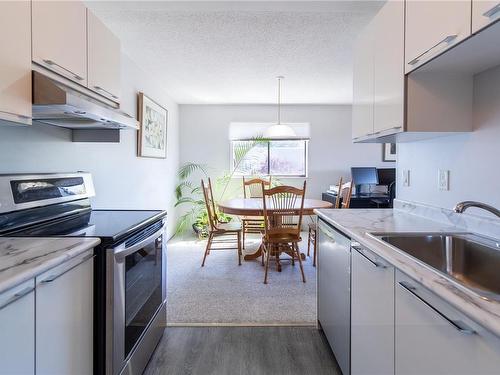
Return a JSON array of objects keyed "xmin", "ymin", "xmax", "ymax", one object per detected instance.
[{"xmin": 143, "ymin": 327, "xmax": 341, "ymax": 375}]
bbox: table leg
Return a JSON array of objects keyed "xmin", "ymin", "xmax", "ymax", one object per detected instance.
[
  {"xmin": 243, "ymin": 243, "xmax": 263, "ymax": 261},
  {"xmin": 244, "ymin": 243, "xmax": 305, "ymax": 261}
]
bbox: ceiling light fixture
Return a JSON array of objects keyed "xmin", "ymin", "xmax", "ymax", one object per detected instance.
[{"xmin": 263, "ymin": 76, "xmax": 297, "ymax": 139}]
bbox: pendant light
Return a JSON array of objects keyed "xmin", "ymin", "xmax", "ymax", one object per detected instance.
[{"xmin": 263, "ymin": 76, "xmax": 297, "ymax": 139}]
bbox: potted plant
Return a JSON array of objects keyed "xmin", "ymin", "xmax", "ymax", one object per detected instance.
[{"xmin": 174, "ymin": 137, "xmax": 267, "ymax": 238}]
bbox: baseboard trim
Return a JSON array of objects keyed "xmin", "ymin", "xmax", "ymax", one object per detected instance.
[{"xmin": 166, "ymin": 322, "xmax": 317, "ymax": 327}]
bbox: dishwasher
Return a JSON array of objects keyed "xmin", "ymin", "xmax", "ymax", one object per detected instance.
[{"xmin": 317, "ymin": 219, "xmax": 351, "ymax": 375}]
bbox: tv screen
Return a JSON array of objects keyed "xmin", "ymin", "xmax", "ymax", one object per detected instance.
[{"xmin": 351, "ymin": 167, "xmax": 379, "ymax": 185}]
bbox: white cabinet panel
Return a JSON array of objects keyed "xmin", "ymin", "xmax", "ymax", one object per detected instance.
[
  {"xmin": 317, "ymin": 220, "xmax": 351, "ymax": 375},
  {"xmin": 352, "ymin": 23, "xmax": 374, "ymax": 139},
  {"xmin": 351, "ymin": 247, "xmax": 394, "ymax": 375},
  {"xmin": 36, "ymin": 251, "xmax": 94, "ymax": 375},
  {"xmin": 395, "ymin": 271, "xmax": 500, "ymax": 375},
  {"xmin": 373, "ymin": 0, "xmax": 404, "ymax": 134},
  {"xmin": 0, "ymin": 279, "xmax": 35, "ymax": 375},
  {"xmin": 88, "ymin": 10, "xmax": 121, "ymax": 102},
  {"xmin": 32, "ymin": 0, "xmax": 88, "ymax": 85},
  {"xmin": 472, "ymin": 1, "xmax": 500, "ymax": 33},
  {"xmin": 405, "ymin": 0, "xmax": 471, "ymax": 73},
  {"xmin": 0, "ymin": 0, "xmax": 31, "ymax": 125}
]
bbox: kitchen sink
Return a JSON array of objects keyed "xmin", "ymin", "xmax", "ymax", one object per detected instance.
[{"xmin": 371, "ymin": 232, "xmax": 500, "ymax": 301}]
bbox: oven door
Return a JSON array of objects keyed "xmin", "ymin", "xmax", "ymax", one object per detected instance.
[{"xmin": 109, "ymin": 221, "xmax": 166, "ymax": 375}]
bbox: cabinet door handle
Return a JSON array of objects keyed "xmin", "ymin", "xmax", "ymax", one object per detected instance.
[
  {"xmin": 398, "ymin": 281, "xmax": 475, "ymax": 334},
  {"xmin": 0, "ymin": 286, "xmax": 34, "ymax": 311},
  {"xmin": 93, "ymin": 86, "xmax": 119, "ymax": 100},
  {"xmin": 40, "ymin": 253, "xmax": 94, "ymax": 284},
  {"xmin": 483, "ymin": 3, "xmax": 500, "ymax": 18},
  {"xmin": 352, "ymin": 245, "xmax": 386, "ymax": 268},
  {"xmin": 42, "ymin": 59, "xmax": 85, "ymax": 81},
  {"xmin": 408, "ymin": 34, "xmax": 458, "ymax": 66}
]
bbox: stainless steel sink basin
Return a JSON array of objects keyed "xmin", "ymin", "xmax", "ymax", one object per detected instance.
[{"xmin": 372, "ymin": 232, "xmax": 500, "ymax": 301}]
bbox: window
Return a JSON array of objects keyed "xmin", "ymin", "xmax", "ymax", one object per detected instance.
[{"xmin": 231, "ymin": 140, "xmax": 308, "ymax": 177}]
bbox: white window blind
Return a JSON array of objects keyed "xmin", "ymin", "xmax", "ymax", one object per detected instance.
[{"xmin": 229, "ymin": 122, "xmax": 310, "ymax": 140}]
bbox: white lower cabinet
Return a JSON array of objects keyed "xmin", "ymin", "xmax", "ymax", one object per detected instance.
[
  {"xmin": 0, "ymin": 279, "xmax": 35, "ymax": 375},
  {"xmin": 317, "ymin": 220, "xmax": 351, "ymax": 375},
  {"xmin": 351, "ymin": 246, "xmax": 394, "ymax": 375},
  {"xmin": 395, "ymin": 270, "xmax": 500, "ymax": 375},
  {"xmin": 36, "ymin": 250, "xmax": 94, "ymax": 375}
]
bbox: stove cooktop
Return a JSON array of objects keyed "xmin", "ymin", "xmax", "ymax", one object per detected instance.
[{"xmin": 6, "ymin": 209, "xmax": 166, "ymax": 244}]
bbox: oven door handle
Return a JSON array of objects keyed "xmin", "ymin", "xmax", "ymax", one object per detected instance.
[{"xmin": 112, "ymin": 224, "xmax": 165, "ymax": 258}]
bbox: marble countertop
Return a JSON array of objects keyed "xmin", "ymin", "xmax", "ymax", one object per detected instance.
[
  {"xmin": 0, "ymin": 237, "xmax": 101, "ymax": 294},
  {"xmin": 314, "ymin": 208, "xmax": 500, "ymax": 338}
]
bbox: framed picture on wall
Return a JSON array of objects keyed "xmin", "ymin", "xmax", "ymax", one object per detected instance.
[
  {"xmin": 383, "ymin": 143, "xmax": 397, "ymax": 162},
  {"xmin": 137, "ymin": 92, "xmax": 168, "ymax": 159}
]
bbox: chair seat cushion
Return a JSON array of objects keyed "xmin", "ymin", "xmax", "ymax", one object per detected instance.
[{"xmin": 216, "ymin": 221, "xmax": 242, "ymax": 232}]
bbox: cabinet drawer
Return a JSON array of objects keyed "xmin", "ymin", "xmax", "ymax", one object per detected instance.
[{"xmin": 395, "ymin": 270, "xmax": 500, "ymax": 374}]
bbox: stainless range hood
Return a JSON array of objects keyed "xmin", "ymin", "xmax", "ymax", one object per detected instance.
[{"xmin": 32, "ymin": 71, "xmax": 138, "ymax": 130}]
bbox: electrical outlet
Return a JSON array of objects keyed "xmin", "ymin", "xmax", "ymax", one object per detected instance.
[
  {"xmin": 438, "ymin": 169, "xmax": 450, "ymax": 191},
  {"xmin": 402, "ymin": 169, "xmax": 410, "ymax": 187}
]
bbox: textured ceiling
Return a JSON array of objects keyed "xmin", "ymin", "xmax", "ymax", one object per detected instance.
[{"xmin": 86, "ymin": 1, "xmax": 384, "ymax": 104}]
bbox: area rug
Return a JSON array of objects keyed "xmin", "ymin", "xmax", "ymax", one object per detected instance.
[{"xmin": 166, "ymin": 233, "xmax": 317, "ymax": 325}]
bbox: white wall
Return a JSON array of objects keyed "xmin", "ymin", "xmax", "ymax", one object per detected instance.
[
  {"xmin": 0, "ymin": 54, "xmax": 180, "ymax": 237},
  {"xmin": 179, "ymin": 104, "xmax": 393, "ymax": 199},
  {"xmin": 397, "ymin": 65, "xmax": 500, "ymax": 216}
]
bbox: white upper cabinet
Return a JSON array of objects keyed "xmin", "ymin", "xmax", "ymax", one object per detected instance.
[
  {"xmin": 472, "ymin": 1, "xmax": 500, "ymax": 33},
  {"xmin": 352, "ymin": 23, "xmax": 374, "ymax": 139},
  {"xmin": 0, "ymin": 1, "xmax": 31, "ymax": 125},
  {"xmin": 88, "ymin": 10, "xmax": 121, "ymax": 103},
  {"xmin": 405, "ymin": 0, "xmax": 472, "ymax": 73},
  {"xmin": 373, "ymin": 0, "xmax": 404, "ymax": 135},
  {"xmin": 32, "ymin": 0, "xmax": 88, "ymax": 85}
]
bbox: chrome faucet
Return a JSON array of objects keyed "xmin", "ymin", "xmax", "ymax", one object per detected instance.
[{"xmin": 453, "ymin": 201, "xmax": 500, "ymax": 218}]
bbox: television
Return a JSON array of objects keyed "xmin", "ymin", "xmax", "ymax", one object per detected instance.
[{"xmin": 351, "ymin": 167, "xmax": 379, "ymax": 186}]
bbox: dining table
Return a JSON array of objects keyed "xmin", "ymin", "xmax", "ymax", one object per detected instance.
[{"xmin": 218, "ymin": 198, "xmax": 333, "ymax": 261}]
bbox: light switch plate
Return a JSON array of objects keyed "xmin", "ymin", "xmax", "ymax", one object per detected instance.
[
  {"xmin": 402, "ymin": 169, "xmax": 410, "ymax": 187},
  {"xmin": 438, "ymin": 169, "xmax": 450, "ymax": 191}
]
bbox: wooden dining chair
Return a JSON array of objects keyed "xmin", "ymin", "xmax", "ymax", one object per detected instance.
[
  {"xmin": 241, "ymin": 176, "xmax": 271, "ymax": 249},
  {"xmin": 340, "ymin": 180, "xmax": 353, "ymax": 208},
  {"xmin": 201, "ymin": 178, "xmax": 242, "ymax": 267},
  {"xmin": 308, "ymin": 177, "xmax": 343, "ymax": 267},
  {"xmin": 261, "ymin": 181, "xmax": 306, "ymax": 284}
]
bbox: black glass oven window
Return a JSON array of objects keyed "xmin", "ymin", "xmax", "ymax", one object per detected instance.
[
  {"xmin": 10, "ymin": 177, "xmax": 86, "ymax": 204},
  {"xmin": 124, "ymin": 237, "xmax": 163, "ymax": 357}
]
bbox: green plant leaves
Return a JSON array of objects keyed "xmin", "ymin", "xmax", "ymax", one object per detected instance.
[
  {"xmin": 174, "ymin": 136, "xmax": 266, "ymax": 237},
  {"xmin": 178, "ymin": 162, "xmax": 208, "ymax": 180}
]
